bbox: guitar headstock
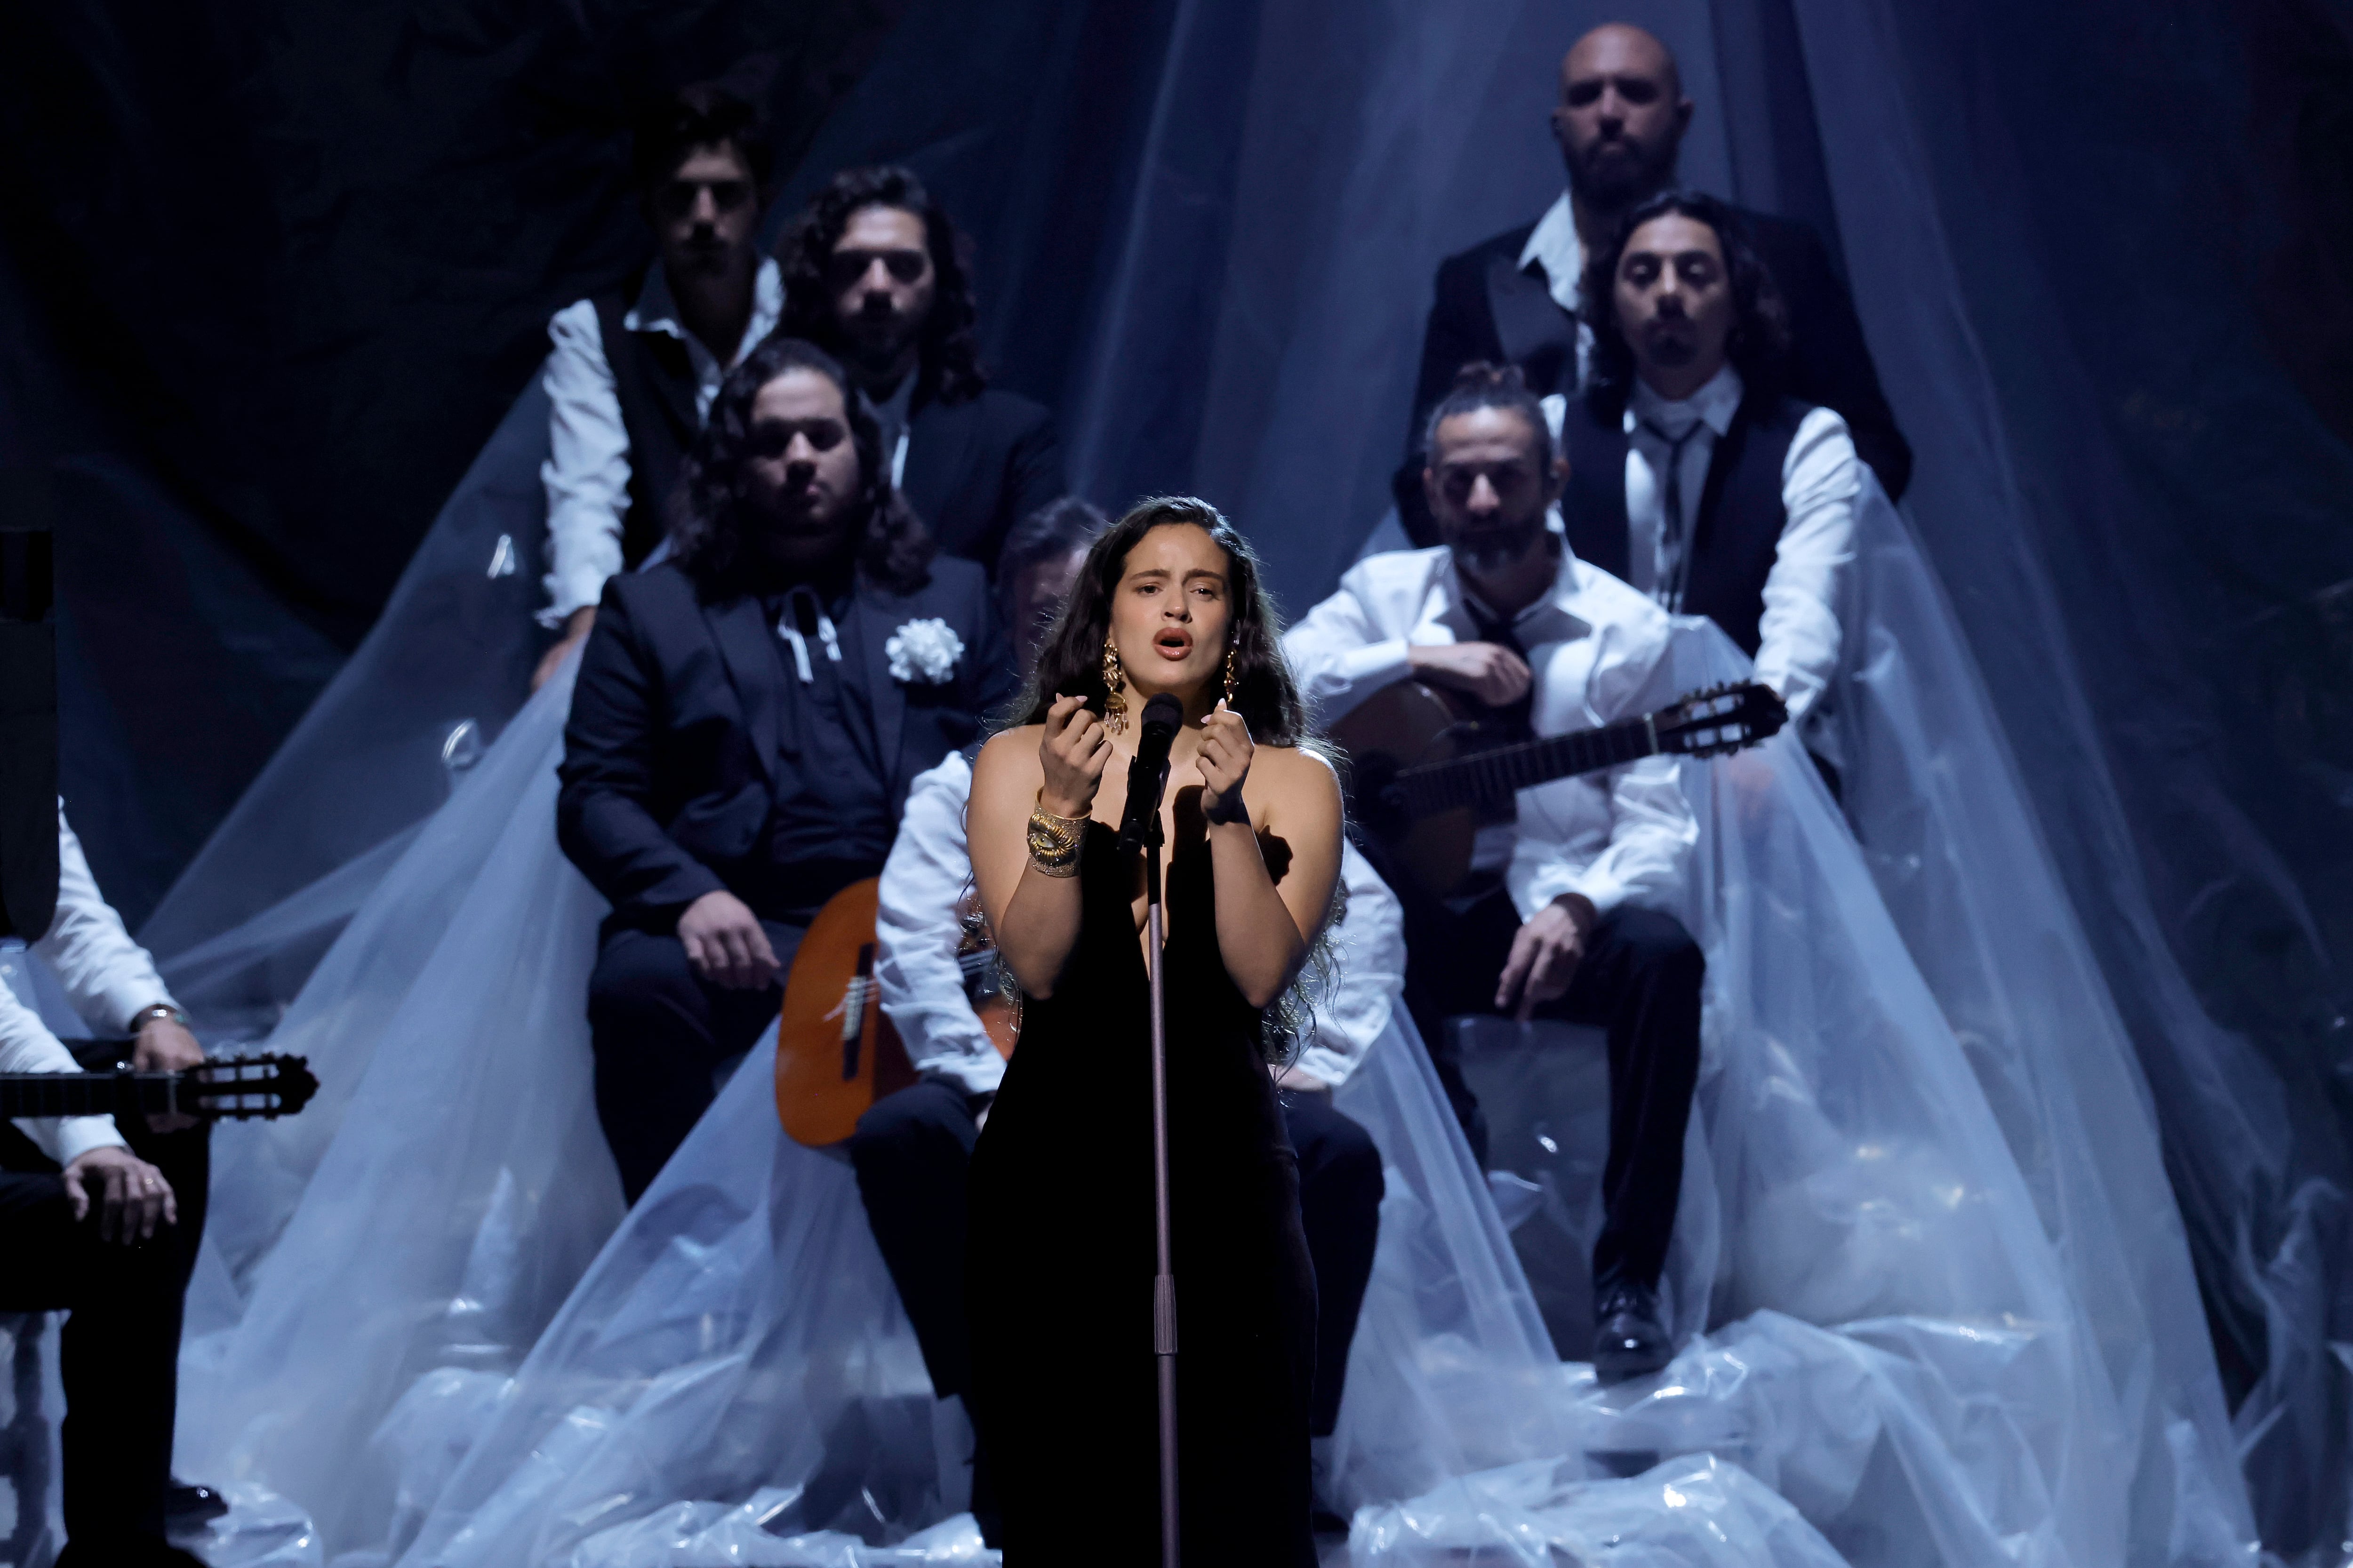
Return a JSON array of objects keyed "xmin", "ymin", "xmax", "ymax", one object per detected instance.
[
  {"xmin": 1652, "ymin": 681, "xmax": 1787, "ymax": 759},
  {"xmin": 187, "ymin": 1054, "xmax": 320, "ymax": 1120}
]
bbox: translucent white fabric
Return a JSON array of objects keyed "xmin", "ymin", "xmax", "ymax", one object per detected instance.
[
  {"xmin": 1352, "ymin": 1450, "xmax": 1850, "ymax": 1568},
  {"xmin": 154, "ymin": 614, "xmax": 2211, "ymax": 1568},
  {"xmin": 1345, "ymin": 611, "xmax": 2184, "ymax": 1567},
  {"xmin": 138, "ymin": 383, "xmax": 558, "ymax": 1038},
  {"xmin": 1821, "ymin": 484, "xmax": 2254, "ymax": 1564},
  {"xmin": 176, "ymin": 650, "xmax": 627, "ymax": 1555}
]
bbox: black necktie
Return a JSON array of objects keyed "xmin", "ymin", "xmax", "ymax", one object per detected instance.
[{"xmin": 1640, "ymin": 418, "xmax": 1704, "ymax": 611}]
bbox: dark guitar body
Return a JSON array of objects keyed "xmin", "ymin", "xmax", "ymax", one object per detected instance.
[
  {"xmin": 1331, "ymin": 676, "xmax": 1786, "ymax": 904},
  {"xmin": 1332, "ymin": 681, "xmax": 1507, "ymax": 901}
]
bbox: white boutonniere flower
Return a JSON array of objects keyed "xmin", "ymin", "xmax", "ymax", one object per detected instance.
[{"xmin": 886, "ymin": 617, "xmax": 965, "ymax": 684}]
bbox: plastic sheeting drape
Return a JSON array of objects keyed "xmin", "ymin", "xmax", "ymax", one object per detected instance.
[
  {"xmin": 1788, "ymin": 0, "xmax": 2353, "ymax": 1550},
  {"xmin": 167, "ymin": 604, "xmax": 2238, "ymax": 1568}
]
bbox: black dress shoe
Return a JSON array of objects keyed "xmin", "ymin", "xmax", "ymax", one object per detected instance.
[
  {"xmin": 166, "ymin": 1478, "xmax": 231, "ymax": 1526},
  {"xmin": 1592, "ymin": 1283, "xmax": 1673, "ymax": 1384}
]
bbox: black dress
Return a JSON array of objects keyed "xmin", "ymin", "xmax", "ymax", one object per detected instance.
[{"xmin": 967, "ymin": 819, "xmax": 1318, "ymax": 1565}]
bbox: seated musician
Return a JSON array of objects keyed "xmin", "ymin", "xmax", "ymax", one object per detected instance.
[
  {"xmin": 1285, "ymin": 363, "xmax": 1700, "ymax": 1382},
  {"xmin": 855, "ymin": 497, "xmax": 1398, "ymax": 1533},
  {"xmin": 774, "ymin": 166, "xmax": 1066, "ymax": 576},
  {"xmin": 0, "ymin": 806, "xmax": 214, "ymax": 1566},
  {"xmin": 536, "ymin": 83, "xmax": 784, "ymax": 688},
  {"xmin": 556, "ymin": 337, "xmax": 1016, "ymax": 1202},
  {"xmin": 1563, "ymin": 190, "xmax": 1861, "ymax": 735}
]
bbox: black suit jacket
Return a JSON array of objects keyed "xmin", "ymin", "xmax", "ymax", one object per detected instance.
[
  {"xmin": 556, "ymin": 556, "xmax": 1017, "ymax": 933},
  {"xmin": 899, "ymin": 387, "xmax": 1066, "ymax": 576},
  {"xmin": 1400, "ymin": 206, "xmax": 1911, "ymax": 536}
]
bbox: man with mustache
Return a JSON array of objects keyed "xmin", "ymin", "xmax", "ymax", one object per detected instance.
[
  {"xmin": 1287, "ymin": 362, "xmax": 1702, "ymax": 1384},
  {"xmin": 556, "ymin": 338, "xmax": 1015, "ymax": 1201},
  {"xmin": 535, "ymin": 85, "xmax": 785, "ymax": 689},
  {"xmin": 1564, "ymin": 191, "xmax": 1860, "ymax": 738},
  {"xmin": 1396, "ymin": 23, "xmax": 1907, "ymax": 542},
  {"xmin": 775, "ymin": 166, "xmax": 1065, "ymax": 579}
]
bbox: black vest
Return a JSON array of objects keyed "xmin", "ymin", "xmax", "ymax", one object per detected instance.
[
  {"xmin": 592, "ymin": 278, "xmax": 702, "ymax": 571},
  {"xmin": 1560, "ymin": 387, "xmax": 1808, "ymax": 657}
]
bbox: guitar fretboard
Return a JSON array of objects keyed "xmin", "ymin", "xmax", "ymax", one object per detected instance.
[
  {"xmin": 1393, "ymin": 714, "xmax": 1658, "ymax": 816},
  {"xmin": 0, "ymin": 1073, "xmax": 171, "ymax": 1120}
]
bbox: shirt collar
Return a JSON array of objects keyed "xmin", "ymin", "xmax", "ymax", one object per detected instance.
[
  {"xmin": 1443, "ymin": 537, "xmax": 1593, "ymax": 644},
  {"xmin": 1517, "ymin": 191, "xmax": 1584, "ymax": 315},
  {"xmin": 1627, "ymin": 362, "xmax": 1745, "ymax": 439},
  {"xmin": 625, "ymin": 255, "xmax": 786, "ymax": 363}
]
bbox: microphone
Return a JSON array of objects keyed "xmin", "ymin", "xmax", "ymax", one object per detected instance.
[{"xmin": 1116, "ymin": 693, "xmax": 1186, "ymax": 856}]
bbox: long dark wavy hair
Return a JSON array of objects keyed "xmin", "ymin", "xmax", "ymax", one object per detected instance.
[
  {"xmin": 1000, "ymin": 497, "xmax": 1334, "ymax": 1062},
  {"xmin": 1579, "ymin": 189, "xmax": 1793, "ymax": 418},
  {"xmin": 1007, "ymin": 496, "xmax": 1310, "ymax": 746},
  {"xmin": 775, "ymin": 165, "xmax": 987, "ymax": 406},
  {"xmin": 669, "ymin": 336, "xmax": 933, "ymax": 596}
]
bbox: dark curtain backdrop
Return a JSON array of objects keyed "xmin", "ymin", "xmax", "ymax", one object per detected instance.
[{"xmin": 0, "ymin": 0, "xmax": 912, "ymax": 920}]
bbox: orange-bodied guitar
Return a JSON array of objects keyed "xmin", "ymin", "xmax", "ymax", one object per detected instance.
[{"xmin": 773, "ymin": 877, "xmax": 1017, "ymax": 1149}]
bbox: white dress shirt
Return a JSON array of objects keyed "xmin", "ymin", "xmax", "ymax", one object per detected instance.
[
  {"xmin": 538, "ymin": 256, "xmax": 785, "ymax": 625},
  {"xmin": 1518, "ymin": 191, "xmax": 1593, "ymax": 386},
  {"xmin": 2, "ymin": 807, "xmax": 181, "ymax": 1165},
  {"xmin": 874, "ymin": 753, "xmax": 1409, "ymax": 1095},
  {"xmin": 1282, "ymin": 546, "xmax": 1696, "ymax": 921},
  {"xmin": 1621, "ymin": 364, "xmax": 1859, "ymax": 723}
]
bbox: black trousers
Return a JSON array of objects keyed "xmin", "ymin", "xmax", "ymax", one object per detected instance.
[
  {"xmin": 1400, "ymin": 885, "xmax": 1702, "ymax": 1295},
  {"xmin": 587, "ymin": 920, "xmax": 805, "ymax": 1204},
  {"xmin": 848, "ymin": 1078, "xmax": 1385, "ymax": 1435},
  {"xmin": 0, "ymin": 1114, "xmax": 208, "ymax": 1555}
]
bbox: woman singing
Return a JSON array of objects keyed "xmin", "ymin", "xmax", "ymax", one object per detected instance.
[{"xmin": 965, "ymin": 497, "xmax": 1342, "ymax": 1564}]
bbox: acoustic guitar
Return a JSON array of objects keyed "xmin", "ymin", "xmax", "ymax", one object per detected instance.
[
  {"xmin": 0, "ymin": 1052, "xmax": 318, "ymax": 1122},
  {"xmin": 773, "ymin": 878, "xmax": 1016, "ymax": 1149},
  {"xmin": 1333, "ymin": 680, "xmax": 1786, "ymax": 901}
]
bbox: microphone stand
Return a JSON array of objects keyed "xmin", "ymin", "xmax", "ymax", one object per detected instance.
[{"xmin": 1139, "ymin": 767, "xmax": 1181, "ymax": 1568}]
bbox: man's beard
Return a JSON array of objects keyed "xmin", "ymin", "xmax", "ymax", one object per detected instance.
[
  {"xmin": 842, "ymin": 302, "xmax": 919, "ymax": 376},
  {"xmin": 1453, "ymin": 513, "xmax": 1547, "ymax": 576},
  {"xmin": 1566, "ymin": 136, "xmax": 1673, "ymax": 215}
]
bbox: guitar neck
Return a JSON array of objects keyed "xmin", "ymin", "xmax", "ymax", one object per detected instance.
[
  {"xmin": 1397, "ymin": 713, "xmax": 1658, "ymax": 816},
  {"xmin": 0, "ymin": 1072, "xmax": 178, "ymax": 1120}
]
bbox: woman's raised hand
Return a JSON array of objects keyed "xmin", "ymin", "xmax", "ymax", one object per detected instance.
[
  {"xmin": 1040, "ymin": 693, "xmax": 1113, "ymax": 818},
  {"xmin": 1198, "ymin": 699, "xmax": 1255, "ymax": 824}
]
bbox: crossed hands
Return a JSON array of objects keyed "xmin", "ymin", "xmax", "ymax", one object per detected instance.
[{"xmin": 63, "ymin": 1145, "xmax": 177, "ymax": 1244}]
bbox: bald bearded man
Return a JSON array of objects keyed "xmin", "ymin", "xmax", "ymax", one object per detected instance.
[{"xmin": 1399, "ymin": 23, "xmax": 1909, "ymax": 539}]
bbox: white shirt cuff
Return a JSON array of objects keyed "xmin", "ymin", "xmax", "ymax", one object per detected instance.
[
  {"xmin": 539, "ymin": 561, "xmax": 617, "ymax": 627},
  {"xmin": 33, "ymin": 1113, "xmax": 128, "ymax": 1169},
  {"xmin": 1513, "ymin": 862, "xmax": 1628, "ymax": 921},
  {"xmin": 921, "ymin": 1055, "xmax": 1006, "ymax": 1098},
  {"xmin": 1290, "ymin": 1042, "xmax": 1359, "ymax": 1089}
]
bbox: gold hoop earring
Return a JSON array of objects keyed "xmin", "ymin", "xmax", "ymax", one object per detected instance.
[
  {"xmin": 1101, "ymin": 638, "xmax": 1128, "ymax": 735},
  {"xmin": 1223, "ymin": 648, "xmax": 1238, "ymax": 705}
]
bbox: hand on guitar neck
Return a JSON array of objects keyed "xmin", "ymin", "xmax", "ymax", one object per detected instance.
[
  {"xmin": 1406, "ymin": 642, "xmax": 1532, "ymax": 709},
  {"xmin": 1332, "ymin": 678, "xmax": 1787, "ymax": 904}
]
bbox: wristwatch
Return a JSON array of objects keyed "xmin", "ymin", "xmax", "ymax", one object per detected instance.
[{"xmin": 130, "ymin": 1002, "xmax": 191, "ymax": 1031}]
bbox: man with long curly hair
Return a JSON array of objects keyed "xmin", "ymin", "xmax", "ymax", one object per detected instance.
[
  {"xmin": 555, "ymin": 337, "xmax": 1016, "ymax": 1202},
  {"xmin": 775, "ymin": 165, "xmax": 1065, "ymax": 576},
  {"xmin": 1565, "ymin": 191, "xmax": 1863, "ymax": 738}
]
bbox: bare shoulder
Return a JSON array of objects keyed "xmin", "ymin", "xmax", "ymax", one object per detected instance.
[
  {"xmin": 975, "ymin": 726, "xmax": 1047, "ymax": 784},
  {"xmin": 1250, "ymin": 744, "xmax": 1343, "ymax": 810}
]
